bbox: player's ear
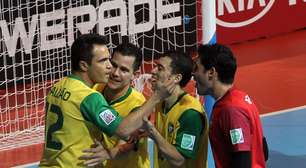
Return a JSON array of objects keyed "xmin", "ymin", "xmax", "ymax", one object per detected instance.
[
  {"xmin": 133, "ymin": 69, "xmax": 141, "ymax": 77},
  {"xmin": 79, "ymin": 60, "xmax": 89, "ymax": 72},
  {"xmin": 174, "ymin": 74, "xmax": 182, "ymax": 84},
  {"xmin": 208, "ymin": 67, "xmax": 216, "ymax": 80}
]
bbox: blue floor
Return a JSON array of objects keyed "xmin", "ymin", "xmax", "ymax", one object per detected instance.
[
  {"xmin": 19, "ymin": 107, "xmax": 306, "ymax": 168},
  {"xmin": 262, "ymin": 107, "xmax": 306, "ymax": 168}
]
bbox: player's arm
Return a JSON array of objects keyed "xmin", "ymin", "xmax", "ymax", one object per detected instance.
[
  {"xmin": 114, "ymin": 78, "xmax": 176, "ymax": 139},
  {"xmin": 80, "ymin": 93, "xmax": 123, "ymax": 137},
  {"xmin": 232, "ymin": 151, "xmax": 251, "ymax": 168},
  {"xmin": 107, "ymin": 107, "xmax": 148, "ymax": 159},
  {"xmin": 108, "ymin": 129, "xmax": 147, "ymax": 159},
  {"xmin": 81, "ymin": 78, "xmax": 175, "ymax": 139},
  {"xmin": 220, "ymin": 106, "xmax": 252, "ymax": 168},
  {"xmin": 81, "ymin": 127, "xmax": 148, "ymax": 166},
  {"xmin": 174, "ymin": 110, "xmax": 204, "ymax": 159},
  {"xmin": 145, "ymin": 109, "xmax": 204, "ymax": 167},
  {"xmin": 143, "ymin": 118, "xmax": 185, "ymax": 167}
]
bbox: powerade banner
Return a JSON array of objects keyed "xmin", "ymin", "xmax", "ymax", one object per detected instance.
[
  {"xmin": 216, "ymin": 0, "xmax": 306, "ymax": 44},
  {"xmin": 0, "ymin": 0, "xmax": 197, "ymax": 88}
]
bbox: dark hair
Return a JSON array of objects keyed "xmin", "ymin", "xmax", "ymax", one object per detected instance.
[
  {"xmin": 113, "ymin": 43, "xmax": 142, "ymax": 71},
  {"xmin": 161, "ymin": 51, "xmax": 193, "ymax": 87},
  {"xmin": 71, "ymin": 34, "xmax": 107, "ymax": 71},
  {"xmin": 198, "ymin": 43, "xmax": 237, "ymax": 84}
]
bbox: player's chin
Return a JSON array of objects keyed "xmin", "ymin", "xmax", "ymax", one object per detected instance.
[
  {"xmin": 107, "ymin": 82, "xmax": 119, "ymax": 90},
  {"xmin": 100, "ymin": 77, "xmax": 110, "ymax": 84}
]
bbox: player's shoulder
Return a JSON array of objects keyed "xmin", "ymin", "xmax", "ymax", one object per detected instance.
[
  {"xmin": 130, "ymin": 87, "xmax": 146, "ymax": 101},
  {"xmin": 92, "ymin": 83, "xmax": 106, "ymax": 92},
  {"xmin": 179, "ymin": 93, "xmax": 203, "ymax": 109}
]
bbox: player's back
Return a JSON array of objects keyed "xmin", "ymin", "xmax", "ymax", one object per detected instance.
[{"xmin": 39, "ymin": 75, "xmax": 103, "ymax": 167}]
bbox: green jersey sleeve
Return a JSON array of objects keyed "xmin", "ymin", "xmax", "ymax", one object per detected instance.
[
  {"xmin": 175, "ymin": 109, "xmax": 204, "ymax": 159},
  {"xmin": 80, "ymin": 92, "xmax": 123, "ymax": 136}
]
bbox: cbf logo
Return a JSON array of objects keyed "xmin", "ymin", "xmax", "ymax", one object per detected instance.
[
  {"xmin": 216, "ymin": 0, "xmax": 275, "ymax": 27},
  {"xmin": 168, "ymin": 123, "xmax": 174, "ymax": 135}
]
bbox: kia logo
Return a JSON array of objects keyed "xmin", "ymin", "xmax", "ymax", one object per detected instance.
[{"xmin": 217, "ymin": 0, "xmax": 275, "ymax": 28}]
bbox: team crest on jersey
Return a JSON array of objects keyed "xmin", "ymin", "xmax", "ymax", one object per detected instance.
[
  {"xmin": 168, "ymin": 123, "xmax": 174, "ymax": 134},
  {"xmin": 230, "ymin": 128, "xmax": 244, "ymax": 144},
  {"xmin": 99, "ymin": 109, "xmax": 116, "ymax": 125}
]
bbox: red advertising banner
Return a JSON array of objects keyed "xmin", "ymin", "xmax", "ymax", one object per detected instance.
[{"xmin": 216, "ymin": 0, "xmax": 306, "ymax": 44}]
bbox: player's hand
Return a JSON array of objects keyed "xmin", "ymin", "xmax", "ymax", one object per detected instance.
[
  {"xmin": 154, "ymin": 77, "xmax": 176, "ymax": 100},
  {"xmin": 79, "ymin": 139, "xmax": 110, "ymax": 167},
  {"xmin": 142, "ymin": 117, "xmax": 156, "ymax": 138}
]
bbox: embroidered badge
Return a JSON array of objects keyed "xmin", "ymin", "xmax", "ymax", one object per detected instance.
[
  {"xmin": 230, "ymin": 128, "xmax": 244, "ymax": 144},
  {"xmin": 181, "ymin": 133, "xmax": 196, "ymax": 151},
  {"xmin": 99, "ymin": 109, "xmax": 116, "ymax": 125}
]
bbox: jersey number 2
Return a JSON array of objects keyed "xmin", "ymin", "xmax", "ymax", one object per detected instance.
[{"xmin": 46, "ymin": 102, "xmax": 63, "ymax": 150}]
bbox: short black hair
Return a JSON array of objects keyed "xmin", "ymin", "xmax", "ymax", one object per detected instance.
[
  {"xmin": 71, "ymin": 34, "xmax": 107, "ymax": 71},
  {"xmin": 161, "ymin": 51, "xmax": 193, "ymax": 87},
  {"xmin": 113, "ymin": 43, "xmax": 142, "ymax": 72},
  {"xmin": 198, "ymin": 43, "xmax": 237, "ymax": 84}
]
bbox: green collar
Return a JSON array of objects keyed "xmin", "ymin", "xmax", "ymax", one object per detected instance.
[
  {"xmin": 162, "ymin": 92, "xmax": 187, "ymax": 114},
  {"xmin": 107, "ymin": 87, "xmax": 133, "ymax": 105}
]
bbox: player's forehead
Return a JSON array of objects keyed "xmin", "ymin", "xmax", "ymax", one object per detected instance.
[
  {"xmin": 112, "ymin": 52, "xmax": 135, "ymax": 70},
  {"xmin": 92, "ymin": 44, "xmax": 110, "ymax": 60},
  {"xmin": 195, "ymin": 57, "xmax": 203, "ymax": 68},
  {"xmin": 157, "ymin": 56, "xmax": 172, "ymax": 68}
]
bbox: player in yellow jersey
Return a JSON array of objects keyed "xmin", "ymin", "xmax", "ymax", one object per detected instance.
[
  {"xmin": 143, "ymin": 51, "xmax": 209, "ymax": 168},
  {"xmin": 94, "ymin": 43, "xmax": 150, "ymax": 168},
  {"xmin": 39, "ymin": 34, "xmax": 176, "ymax": 167}
]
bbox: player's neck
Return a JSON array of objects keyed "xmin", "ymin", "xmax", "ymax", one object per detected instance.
[
  {"xmin": 164, "ymin": 86, "xmax": 184, "ymax": 109},
  {"xmin": 213, "ymin": 82, "xmax": 233, "ymax": 101},
  {"xmin": 72, "ymin": 72, "xmax": 94, "ymax": 88},
  {"xmin": 104, "ymin": 85, "xmax": 130, "ymax": 102}
]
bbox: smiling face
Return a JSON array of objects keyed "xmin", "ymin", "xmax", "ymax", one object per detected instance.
[
  {"xmin": 87, "ymin": 44, "xmax": 112, "ymax": 84},
  {"xmin": 106, "ymin": 52, "xmax": 136, "ymax": 91}
]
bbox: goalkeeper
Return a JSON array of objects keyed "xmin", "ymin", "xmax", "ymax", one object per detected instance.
[{"xmin": 39, "ymin": 34, "xmax": 175, "ymax": 167}]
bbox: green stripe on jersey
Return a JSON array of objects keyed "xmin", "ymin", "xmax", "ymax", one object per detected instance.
[
  {"xmin": 80, "ymin": 92, "xmax": 123, "ymax": 136},
  {"xmin": 175, "ymin": 109, "xmax": 204, "ymax": 159}
]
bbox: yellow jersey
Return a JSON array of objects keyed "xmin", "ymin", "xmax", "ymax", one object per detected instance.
[
  {"xmin": 94, "ymin": 85, "xmax": 150, "ymax": 168},
  {"xmin": 39, "ymin": 75, "xmax": 122, "ymax": 168},
  {"xmin": 154, "ymin": 93, "xmax": 208, "ymax": 168}
]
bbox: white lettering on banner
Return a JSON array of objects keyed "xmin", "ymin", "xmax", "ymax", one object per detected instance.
[
  {"xmin": 98, "ymin": 0, "xmax": 127, "ymax": 36},
  {"xmin": 156, "ymin": 0, "xmax": 181, "ymax": 29},
  {"xmin": 218, "ymin": 0, "xmax": 235, "ymax": 15},
  {"xmin": 67, "ymin": 5, "xmax": 97, "ymax": 46},
  {"xmin": 40, "ymin": 9, "xmax": 66, "ymax": 51},
  {"xmin": 218, "ymin": 0, "xmax": 267, "ymax": 16},
  {"xmin": 0, "ymin": 15, "xmax": 38, "ymax": 57},
  {"xmin": 0, "ymin": 0, "xmax": 182, "ymax": 57},
  {"xmin": 217, "ymin": 0, "xmax": 275, "ymax": 28},
  {"xmin": 128, "ymin": 0, "xmax": 155, "ymax": 34},
  {"xmin": 289, "ymin": 0, "xmax": 306, "ymax": 5}
]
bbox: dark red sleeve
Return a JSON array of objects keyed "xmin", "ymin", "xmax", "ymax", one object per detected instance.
[{"xmin": 219, "ymin": 106, "xmax": 251, "ymax": 152}]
